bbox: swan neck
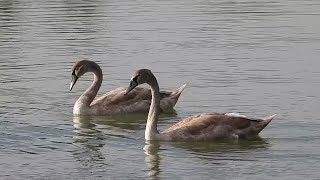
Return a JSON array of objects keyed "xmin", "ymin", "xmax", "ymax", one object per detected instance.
[
  {"xmin": 77, "ymin": 65, "xmax": 102, "ymax": 106},
  {"xmin": 145, "ymin": 76, "xmax": 161, "ymax": 140}
]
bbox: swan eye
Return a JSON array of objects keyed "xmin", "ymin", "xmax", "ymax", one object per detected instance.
[
  {"xmin": 129, "ymin": 81, "xmax": 134, "ymax": 87},
  {"xmin": 72, "ymin": 67, "xmax": 78, "ymax": 75},
  {"xmin": 132, "ymin": 74, "xmax": 140, "ymax": 82}
]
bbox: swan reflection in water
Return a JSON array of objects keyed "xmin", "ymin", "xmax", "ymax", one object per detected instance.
[
  {"xmin": 143, "ymin": 138, "xmax": 270, "ymax": 179},
  {"xmin": 72, "ymin": 116, "xmax": 106, "ymax": 167},
  {"xmin": 144, "ymin": 141, "xmax": 161, "ymax": 179},
  {"xmin": 72, "ymin": 114, "xmax": 176, "ymax": 168}
]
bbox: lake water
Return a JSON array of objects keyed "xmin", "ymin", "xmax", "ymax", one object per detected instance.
[{"xmin": 1, "ymin": 0, "xmax": 320, "ymax": 179}]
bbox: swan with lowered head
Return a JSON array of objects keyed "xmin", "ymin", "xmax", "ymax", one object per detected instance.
[
  {"xmin": 125, "ymin": 69, "xmax": 276, "ymax": 141},
  {"xmin": 70, "ymin": 60, "xmax": 186, "ymax": 115}
]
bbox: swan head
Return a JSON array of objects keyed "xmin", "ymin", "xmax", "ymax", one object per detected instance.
[
  {"xmin": 70, "ymin": 60, "xmax": 95, "ymax": 91},
  {"xmin": 125, "ymin": 69, "xmax": 153, "ymax": 95}
]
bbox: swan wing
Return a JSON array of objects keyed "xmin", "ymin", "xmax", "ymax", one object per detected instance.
[
  {"xmin": 91, "ymin": 85, "xmax": 186, "ymax": 113},
  {"xmin": 162, "ymin": 113, "xmax": 274, "ymax": 141}
]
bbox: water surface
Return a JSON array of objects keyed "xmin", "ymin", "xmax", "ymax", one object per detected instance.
[{"xmin": 1, "ymin": 0, "xmax": 320, "ymax": 179}]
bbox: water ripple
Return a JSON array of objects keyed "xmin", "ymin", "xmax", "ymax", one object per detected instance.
[{"xmin": 1, "ymin": 0, "xmax": 320, "ymax": 179}]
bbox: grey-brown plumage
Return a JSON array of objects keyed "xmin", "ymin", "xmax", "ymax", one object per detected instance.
[
  {"xmin": 125, "ymin": 69, "xmax": 276, "ymax": 141},
  {"xmin": 70, "ymin": 60, "xmax": 186, "ymax": 115},
  {"xmin": 160, "ymin": 113, "xmax": 275, "ymax": 141}
]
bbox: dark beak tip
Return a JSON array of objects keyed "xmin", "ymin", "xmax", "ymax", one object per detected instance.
[
  {"xmin": 124, "ymin": 87, "xmax": 133, "ymax": 95},
  {"xmin": 124, "ymin": 80, "xmax": 138, "ymax": 95},
  {"xmin": 70, "ymin": 75, "xmax": 78, "ymax": 92},
  {"xmin": 124, "ymin": 89, "xmax": 130, "ymax": 95}
]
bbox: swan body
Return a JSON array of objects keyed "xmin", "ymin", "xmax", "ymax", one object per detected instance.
[
  {"xmin": 70, "ymin": 60, "xmax": 186, "ymax": 115},
  {"xmin": 125, "ymin": 69, "xmax": 276, "ymax": 141}
]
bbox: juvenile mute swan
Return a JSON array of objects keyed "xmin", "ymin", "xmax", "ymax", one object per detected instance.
[
  {"xmin": 125, "ymin": 69, "xmax": 276, "ymax": 141},
  {"xmin": 70, "ymin": 60, "xmax": 186, "ymax": 115}
]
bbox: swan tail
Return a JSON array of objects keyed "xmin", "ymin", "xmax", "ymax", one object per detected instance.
[
  {"xmin": 163, "ymin": 84, "xmax": 186, "ymax": 109},
  {"xmin": 257, "ymin": 114, "xmax": 276, "ymax": 133},
  {"xmin": 171, "ymin": 84, "xmax": 186, "ymax": 98}
]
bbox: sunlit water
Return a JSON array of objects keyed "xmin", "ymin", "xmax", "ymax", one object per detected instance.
[{"xmin": 1, "ymin": 0, "xmax": 320, "ymax": 179}]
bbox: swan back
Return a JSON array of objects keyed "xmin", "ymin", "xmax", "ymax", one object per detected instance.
[{"xmin": 161, "ymin": 113, "xmax": 276, "ymax": 141}]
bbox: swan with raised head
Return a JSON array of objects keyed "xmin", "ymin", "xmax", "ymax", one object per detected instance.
[
  {"xmin": 125, "ymin": 69, "xmax": 276, "ymax": 141},
  {"xmin": 70, "ymin": 60, "xmax": 186, "ymax": 115}
]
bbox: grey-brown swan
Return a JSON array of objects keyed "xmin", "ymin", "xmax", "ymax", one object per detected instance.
[
  {"xmin": 125, "ymin": 69, "xmax": 276, "ymax": 141},
  {"xmin": 70, "ymin": 60, "xmax": 186, "ymax": 115}
]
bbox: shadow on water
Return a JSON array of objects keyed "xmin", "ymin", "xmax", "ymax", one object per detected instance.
[
  {"xmin": 143, "ymin": 138, "xmax": 270, "ymax": 179},
  {"xmin": 170, "ymin": 137, "xmax": 270, "ymax": 154}
]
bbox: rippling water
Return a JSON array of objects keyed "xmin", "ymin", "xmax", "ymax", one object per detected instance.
[{"xmin": 1, "ymin": 0, "xmax": 320, "ymax": 179}]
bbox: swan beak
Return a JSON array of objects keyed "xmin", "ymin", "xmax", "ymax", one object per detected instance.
[
  {"xmin": 70, "ymin": 74, "xmax": 78, "ymax": 91},
  {"xmin": 124, "ymin": 80, "xmax": 138, "ymax": 95}
]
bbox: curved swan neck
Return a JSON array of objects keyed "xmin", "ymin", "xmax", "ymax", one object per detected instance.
[
  {"xmin": 77, "ymin": 63, "xmax": 103, "ymax": 106},
  {"xmin": 145, "ymin": 74, "xmax": 161, "ymax": 140}
]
